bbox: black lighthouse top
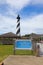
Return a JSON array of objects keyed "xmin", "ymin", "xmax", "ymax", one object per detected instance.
[{"xmin": 17, "ymin": 15, "xmax": 20, "ymax": 21}]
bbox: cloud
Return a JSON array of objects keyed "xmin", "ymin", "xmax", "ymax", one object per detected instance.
[
  {"xmin": 0, "ymin": 0, "xmax": 30, "ymax": 10},
  {"xmin": 0, "ymin": 13, "xmax": 43, "ymax": 35},
  {"xmin": 31, "ymin": 0, "xmax": 43, "ymax": 5},
  {"xmin": 0, "ymin": 0, "xmax": 6, "ymax": 4},
  {"xmin": 21, "ymin": 14, "xmax": 43, "ymax": 35},
  {"xmin": 0, "ymin": 14, "xmax": 17, "ymax": 34},
  {"xmin": 34, "ymin": 28, "xmax": 43, "ymax": 34},
  {"xmin": 0, "ymin": 3, "xmax": 17, "ymax": 18},
  {"xmin": 0, "ymin": 0, "xmax": 43, "ymax": 16},
  {"xmin": 5, "ymin": 7, "xmax": 17, "ymax": 17},
  {"xmin": 0, "ymin": 0, "xmax": 43, "ymax": 35},
  {"xmin": 6, "ymin": 0, "xmax": 30, "ymax": 10},
  {"xmin": 0, "ymin": 0, "xmax": 43, "ymax": 11},
  {"xmin": 0, "ymin": 0, "xmax": 43, "ymax": 10}
]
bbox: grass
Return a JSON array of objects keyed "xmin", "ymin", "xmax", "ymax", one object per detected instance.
[
  {"xmin": 0, "ymin": 45, "xmax": 13, "ymax": 62},
  {"xmin": 15, "ymin": 50, "xmax": 33, "ymax": 55},
  {"xmin": 0, "ymin": 45, "xmax": 33, "ymax": 62}
]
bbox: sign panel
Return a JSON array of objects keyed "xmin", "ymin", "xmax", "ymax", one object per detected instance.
[{"xmin": 15, "ymin": 40, "xmax": 32, "ymax": 50}]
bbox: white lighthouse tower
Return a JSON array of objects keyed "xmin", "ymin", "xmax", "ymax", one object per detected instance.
[{"xmin": 16, "ymin": 15, "xmax": 20, "ymax": 36}]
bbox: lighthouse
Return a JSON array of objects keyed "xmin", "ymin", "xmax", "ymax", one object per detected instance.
[{"xmin": 16, "ymin": 15, "xmax": 20, "ymax": 36}]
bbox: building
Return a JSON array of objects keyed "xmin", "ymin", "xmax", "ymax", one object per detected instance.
[{"xmin": 0, "ymin": 32, "xmax": 21, "ymax": 45}]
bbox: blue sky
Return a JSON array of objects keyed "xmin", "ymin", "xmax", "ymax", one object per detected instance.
[{"xmin": 0, "ymin": 0, "xmax": 43, "ymax": 35}]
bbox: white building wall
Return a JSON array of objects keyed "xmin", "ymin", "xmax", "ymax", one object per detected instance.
[{"xmin": 37, "ymin": 43, "xmax": 43, "ymax": 55}]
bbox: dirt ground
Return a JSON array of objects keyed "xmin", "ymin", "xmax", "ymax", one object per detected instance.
[{"xmin": 3, "ymin": 55, "xmax": 43, "ymax": 65}]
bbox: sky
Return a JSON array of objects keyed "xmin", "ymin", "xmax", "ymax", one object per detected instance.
[{"xmin": 0, "ymin": 0, "xmax": 43, "ymax": 35}]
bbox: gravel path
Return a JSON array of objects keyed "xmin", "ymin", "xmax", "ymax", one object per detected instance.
[{"xmin": 3, "ymin": 55, "xmax": 43, "ymax": 65}]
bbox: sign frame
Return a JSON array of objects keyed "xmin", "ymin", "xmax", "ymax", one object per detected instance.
[{"xmin": 15, "ymin": 39, "xmax": 32, "ymax": 50}]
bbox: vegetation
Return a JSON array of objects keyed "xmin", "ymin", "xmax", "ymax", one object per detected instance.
[
  {"xmin": 0, "ymin": 45, "xmax": 33, "ymax": 62},
  {"xmin": 24, "ymin": 34, "xmax": 30, "ymax": 37},
  {"xmin": 0, "ymin": 45, "xmax": 13, "ymax": 62},
  {"xmin": 15, "ymin": 50, "xmax": 33, "ymax": 55}
]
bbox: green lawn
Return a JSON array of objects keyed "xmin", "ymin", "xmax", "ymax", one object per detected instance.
[
  {"xmin": 15, "ymin": 50, "xmax": 33, "ymax": 55},
  {"xmin": 0, "ymin": 45, "xmax": 13, "ymax": 62},
  {"xmin": 0, "ymin": 45, "xmax": 33, "ymax": 62}
]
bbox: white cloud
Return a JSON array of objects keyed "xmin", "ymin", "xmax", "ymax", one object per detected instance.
[
  {"xmin": 5, "ymin": 7, "xmax": 17, "ymax": 17},
  {"xmin": 0, "ymin": 0, "xmax": 43, "ymax": 35},
  {"xmin": 0, "ymin": 0, "xmax": 30, "ymax": 10},
  {"xmin": 21, "ymin": 14, "xmax": 43, "ymax": 35},
  {"xmin": 0, "ymin": 14, "xmax": 17, "ymax": 34},
  {"xmin": 0, "ymin": 0, "xmax": 43, "ymax": 11},
  {"xmin": 0, "ymin": 0, "xmax": 6, "ymax": 4},
  {"xmin": 0, "ymin": 13, "xmax": 43, "ymax": 35},
  {"xmin": 6, "ymin": 0, "xmax": 30, "ymax": 10},
  {"xmin": 31, "ymin": 0, "xmax": 43, "ymax": 5}
]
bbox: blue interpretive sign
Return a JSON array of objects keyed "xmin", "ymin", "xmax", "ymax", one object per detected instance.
[{"xmin": 15, "ymin": 40, "xmax": 32, "ymax": 50}]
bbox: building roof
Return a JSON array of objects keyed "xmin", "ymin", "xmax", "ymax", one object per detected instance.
[{"xmin": 0, "ymin": 32, "xmax": 17, "ymax": 38}]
